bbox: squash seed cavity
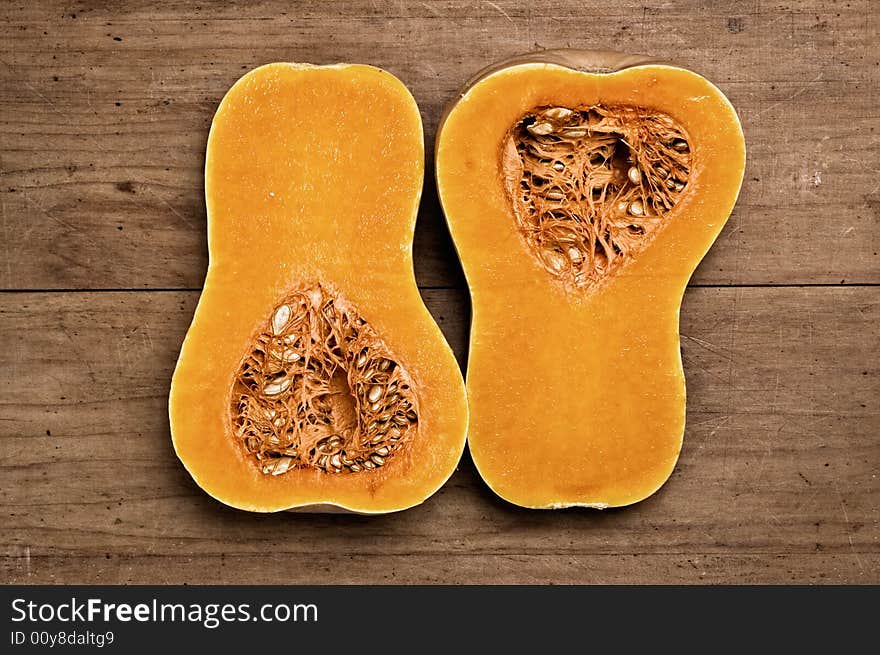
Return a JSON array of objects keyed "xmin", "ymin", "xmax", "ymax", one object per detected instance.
[
  {"xmin": 503, "ymin": 105, "xmax": 692, "ymax": 289},
  {"xmin": 231, "ymin": 283, "xmax": 419, "ymax": 476}
]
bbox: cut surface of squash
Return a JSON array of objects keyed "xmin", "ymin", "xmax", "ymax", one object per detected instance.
[
  {"xmin": 436, "ymin": 50, "xmax": 745, "ymax": 508},
  {"xmin": 170, "ymin": 63, "xmax": 467, "ymax": 513}
]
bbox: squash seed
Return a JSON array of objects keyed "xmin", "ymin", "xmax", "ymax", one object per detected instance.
[
  {"xmin": 264, "ymin": 456, "xmax": 294, "ymax": 476},
  {"xmin": 541, "ymin": 249, "xmax": 568, "ymax": 272},
  {"xmin": 628, "ymin": 200, "xmax": 644, "ymax": 216},
  {"xmin": 544, "ymin": 107, "xmax": 574, "ymax": 121},
  {"xmin": 527, "ymin": 121, "xmax": 554, "ymax": 136},
  {"xmin": 272, "ymin": 305, "xmax": 291, "ymax": 335},
  {"xmin": 263, "ymin": 378, "xmax": 290, "ymax": 396}
]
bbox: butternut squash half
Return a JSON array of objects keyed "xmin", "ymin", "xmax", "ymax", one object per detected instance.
[
  {"xmin": 436, "ymin": 50, "xmax": 745, "ymax": 508},
  {"xmin": 170, "ymin": 63, "xmax": 467, "ymax": 513}
]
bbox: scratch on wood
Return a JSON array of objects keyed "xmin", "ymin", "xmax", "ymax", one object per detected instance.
[
  {"xmin": 59, "ymin": 313, "xmax": 99, "ymax": 385},
  {"xmin": 708, "ymin": 416, "xmax": 731, "ymax": 440},
  {"xmin": 754, "ymin": 75, "xmax": 824, "ymax": 118},
  {"xmin": 0, "ymin": 59, "xmax": 64, "ymax": 117},
  {"xmin": 484, "ymin": 1, "xmax": 513, "ymax": 23},
  {"xmin": 834, "ymin": 481, "xmax": 865, "ymax": 575},
  {"xmin": 144, "ymin": 187, "xmax": 195, "ymax": 229},
  {"xmin": 20, "ymin": 192, "xmax": 83, "ymax": 234},
  {"xmin": 681, "ymin": 334, "xmax": 735, "ymax": 362}
]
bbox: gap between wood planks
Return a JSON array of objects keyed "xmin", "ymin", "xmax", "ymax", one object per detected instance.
[{"xmin": 0, "ymin": 283, "xmax": 877, "ymax": 294}]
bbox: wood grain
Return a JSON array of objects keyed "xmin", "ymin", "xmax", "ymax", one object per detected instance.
[
  {"xmin": 0, "ymin": 288, "xmax": 877, "ymax": 584},
  {"xmin": 0, "ymin": 0, "xmax": 878, "ymax": 585}
]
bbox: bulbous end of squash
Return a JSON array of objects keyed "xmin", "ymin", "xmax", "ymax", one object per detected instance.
[
  {"xmin": 170, "ymin": 63, "xmax": 468, "ymax": 514},
  {"xmin": 436, "ymin": 50, "xmax": 745, "ymax": 509}
]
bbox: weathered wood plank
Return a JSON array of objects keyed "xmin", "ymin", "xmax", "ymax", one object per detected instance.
[
  {"xmin": 3, "ymin": 554, "xmax": 877, "ymax": 585},
  {"xmin": 1, "ymin": 1, "xmax": 877, "ymax": 289},
  {"xmin": 0, "ymin": 287, "xmax": 877, "ymax": 584}
]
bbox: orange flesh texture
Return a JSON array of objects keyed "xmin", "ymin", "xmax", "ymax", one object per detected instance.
[
  {"xmin": 170, "ymin": 63, "xmax": 467, "ymax": 513},
  {"xmin": 436, "ymin": 63, "xmax": 745, "ymax": 508}
]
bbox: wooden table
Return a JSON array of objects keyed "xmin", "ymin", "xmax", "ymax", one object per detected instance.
[{"xmin": 1, "ymin": 1, "xmax": 877, "ymax": 584}]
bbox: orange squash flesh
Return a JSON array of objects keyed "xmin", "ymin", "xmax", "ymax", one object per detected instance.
[
  {"xmin": 170, "ymin": 63, "xmax": 467, "ymax": 513},
  {"xmin": 436, "ymin": 51, "xmax": 745, "ymax": 508}
]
